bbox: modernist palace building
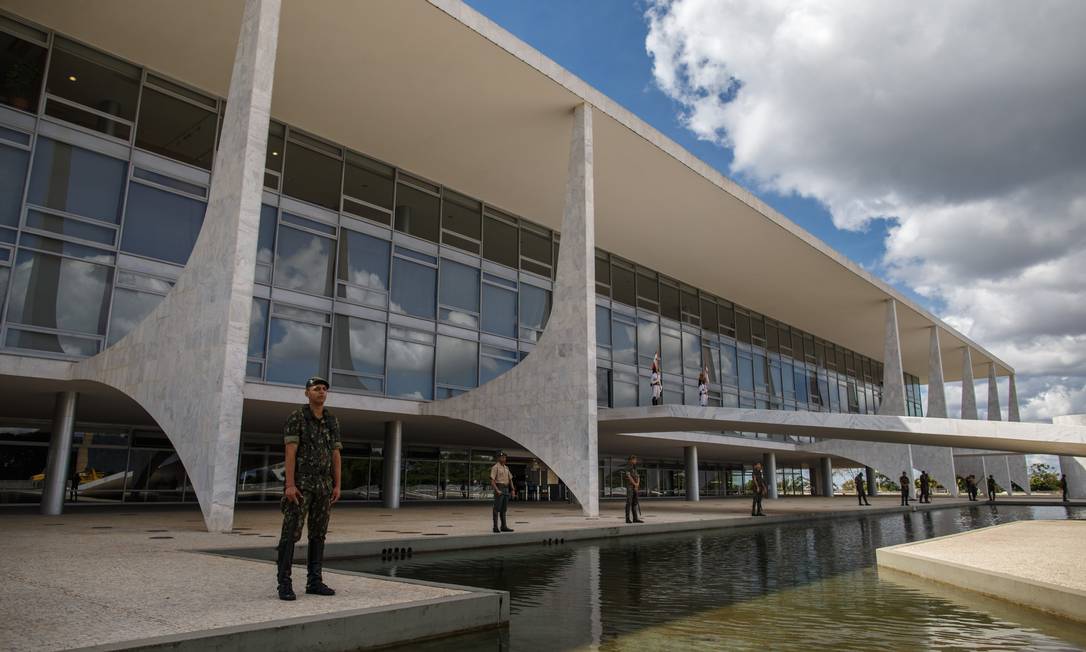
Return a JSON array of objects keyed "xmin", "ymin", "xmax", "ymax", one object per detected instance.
[{"xmin": 1, "ymin": 0, "xmax": 1084, "ymax": 531}]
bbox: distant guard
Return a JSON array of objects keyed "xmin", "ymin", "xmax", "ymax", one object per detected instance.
[
  {"xmin": 490, "ymin": 452, "xmax": 516, "ymax": 533},
  {"xmin": 855, "ymin": 471, "xmax": 871, "ymax": 506}
]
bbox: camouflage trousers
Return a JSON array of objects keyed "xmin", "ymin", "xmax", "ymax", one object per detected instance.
[{"xmin": 279, "ymin": 485, "xmax": 332, "ymax": 545}]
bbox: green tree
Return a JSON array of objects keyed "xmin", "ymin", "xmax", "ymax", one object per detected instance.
[{"xmin": 1030, "ymin": 462, "xmax": 1061, "ymax": 491}]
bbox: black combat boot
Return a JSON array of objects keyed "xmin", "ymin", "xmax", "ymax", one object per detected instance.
[
  {"xmin": 633, "ymin": 505, "xmax": 644, "ymax": 524},
  {"xmin": 499, "ymin": 514, "xmax": 514, "ymax": 532},
  {"xmin": 276, "ymin": 541, "xmax": 296, "ymax": 601},
  {"xmin": 305, "ymin": 539, "xmax": 335, "ymax": 596}
]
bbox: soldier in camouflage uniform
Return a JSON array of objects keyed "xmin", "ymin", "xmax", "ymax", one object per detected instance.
[{"xmin": 276, "ymin": 376, "xmax": 342, "ymax": 601}]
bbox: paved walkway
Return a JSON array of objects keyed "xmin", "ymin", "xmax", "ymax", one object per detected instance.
[{"xmin": 1, "ymin": 494, "xmax": 1071, "ymax": 651}]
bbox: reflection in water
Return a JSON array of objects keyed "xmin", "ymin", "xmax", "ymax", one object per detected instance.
[{"xmin": 340, "ymin": 506, "xmax": 1086, "ymax": 651}]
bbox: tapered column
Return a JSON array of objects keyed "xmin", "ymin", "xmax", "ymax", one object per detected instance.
[
  {"xmin": 382, "ymin": 421, "xmax": 403, "ymax": 509},
  {"xmin": 1008, "ymin": 374, "xmax": 1021, "ymax": 422},
  {"xmin": 763, "ymin": 452, "xmax": 778, "ymax": 499},
  {"xmin": 1004, "ymin": 457, "xmax": 1014, "ymax": 496},
  {"xmin": 987, "ymin": 363, "xmax": 1001, "ymax": 421},
  {"xmin": 865, "ymin": 467, "xmax": 878, "ymax": 496},
  {"xmin": 926, "ymin": 327, "xmax": 947, "ymax": 418},
  {"xmin": 40, "ymin": 392, "xmax": 78, "ymax": 516},
  {"xmin": 960, "ymin": 348, "xmax": 978, "ymax": 420},
  {"xmin": 878, "ymin": 300, "xmax": 907, "ymax": 416},
  {"xmin": 684, "ymin": 446, "xmax": 699, "ymax": 501},
  {"xmin": 820, "ymin": 457, "xmax": 834, "ymax": 497}
]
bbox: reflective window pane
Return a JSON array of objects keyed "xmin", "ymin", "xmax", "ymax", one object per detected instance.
[
  {"xmin": 135, "ymin": 87, "xmax": 216, "ymax": 169},
  {"xmin": 480, "ymin": 350, "xmax": 515, "ymax": 385},
  {"xmin": 519, "ymin": 284, "xmax": 550, "ymax": 332},
  {"xmin": 611, "ymin": 264, "xmax": 635, "ymax": 307},
  {"xmin": 613, "ymin": 317, "xmax": 636, "ymax": 365},
  {"xmin": 443, "ymin": 193, "xmax": 481, "ymax": 242},
  {"xmin": 637, "ymin": 318, "xmax": 658, "ymax": 367},
  {"xmin": 27, "ymin": 138, "xmax": 126, "ymax": 223},
  {"xmin": 520, "ymin": 228, "xmax": 550, "ymax": 266},
  {"xmin": 265, "ymin": 318, "xmax": 330, "ymax": 386},
  {"xmin": 0, "ymin": 143, "xmax": 29, "ymax": 226},
  {"xmin": 25, "ymin": 209, "xmax": 116, "ymax": 245},
  {"xmin": 332, "ymin": 315, "xmax": 385, "ymax": 376},
  {"xmin": 439, "ymin": 259, "xmax": 479, "ymax": 326},
  {"xmin": 274, "ymin": 226, "xmax": 334, "ymax": 296},
  {"xmin": 595, "ymin": 305, "xmax": 611, "ymax": 347},
  {"xmin": 660, "ymin": 284, "xmax": 680, "ymax": 321},
  {"xmin": 390, "ymin": 257, "xmax": 436, "ymax": 319},
  {"xmin": 107, "ymin": 287, "xmax": 163, "ymax": 346},
  {"xmin": 5, "ymin": 327, "xmax": 98, "ymax": 356},
  {"xmin": 596, "ymin": 368, "xmax": 611, "ymax": 407},
  {"xmin": 255, "ymin": 204, "xmax": 276, "ymax": 284},
  {"xmin": 682, "ymin": 331, "xmax": 702, "ymax": 375},
  {"xmin": 387, "ymin": 337, "xmax": 434, "ymax": 400},
  {"xmin": 394, "ymin": 184, "xmax": 439, "ymax": 243},
  {"xmin": 0, "ymin": 31, "xmax": 47, "ymax": 113},
  {"xmin": 481, "ymin": 283, "xmax": 516, "ymax": 338},
  {"xmin": 46, "ymin": 38, "xmax": 140, "ymax": 123},
  {"xmin": 343, "ymin": 152, "xmax": 394, "ymax": 209},
  {"xmin": 248, "ymin": 298, "xmax": 268, "ymax": 358},
  {"xmin": 120, "ymin": 182, "xmax": 206, "ymax": 265},
  {"xmin": 338, "ymin": 229, "xmax": 389, "ymax": 293},
  {"xmin": 661, "ymin": 329, "xmax": 681, "ymax": 374},
  {"xmin": 436, "ymin": 335, "xmax": 478, "ymax": 389},
  {"xmin": 7, "ymin": 249, "xmax": 112, "ymax": 334},
  {"xmin": 482, "ymin": 216, "xmax": 517, "ymax": 268},
  {"xmin": 282, "ymin": 141, "xmax": 341, "ymax": 210}
]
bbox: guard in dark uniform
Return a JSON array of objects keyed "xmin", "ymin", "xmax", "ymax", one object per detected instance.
[
  {"xmin": 68, "ymin": 463, "xmax": 80, "ymax": 502},
  {"xmin": 855, "ymin": 472, "xmax": 871, "ymax": 506},
  {"xmin": 986, "ymin": 474, "xmax": 997, "ymax": 503},
  {"xmin": 899, "ymin": 471, "xmax": 910, "ymax": 506},
  {"xmin": 751, "ymin": 462, "xmax": 767, "ymax": 516},
  {"xmin": 625, "ymin": 455, "xmax": 644, "ymax": 523},
  {"xmin": 1061, "ymin": 473, "xmax": 1069, "ymax": 502},
  {"xmin": 490, "ymin": 452, "xmax": 516, "ymax": 533},
  {"xmin": 276, "ymin": 376, "xmax": 342, "ymax": 601},
  {"xmin": 919, "ymin": 470, "xmax": 930, "ymax": 503}
]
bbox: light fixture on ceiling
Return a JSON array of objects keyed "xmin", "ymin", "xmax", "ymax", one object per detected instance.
[{"xmin": 67, "ymin": 75, "xmax": 77, "ymax": 82}]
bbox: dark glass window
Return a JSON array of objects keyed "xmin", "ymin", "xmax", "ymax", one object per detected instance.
[
  {"xmin": 661, "ymin": 327, "xmax": 681, "ymax": 374},
  {"xmin": 597, "ymin": 368, "xmax": 611, "ymax": 408},
  {"xmin": 660, "ymin": 284, "xmax": 680, "ymax": 321},
  {"xmin": 719, "ymin": 302, "xmax": 735, "ymax": 335},
  {"xmin": 248, "ymin": 298, "xmax": 268, "ymax": 358},
  {"xmin": 436, "ymin": 335, "xmax": 478, "ymax": 389},
  {"xmin": 332, "ymin": 315, "xmax": 385, "ymax": 376},
  {"xmin": 794, "ymin": 365, "xmax": 808, "ymax": 403},
  {"xmin": 766, "ymin": 324, "xmax": 779, "ymax": 353},
  {"xmin": 738, "ymin": 353, "xmax": 754, "ymax": 392},
  {"xmin": 0, "ymin": 29, "xmax": 48, "ymax": 113},
  {"xmin": 265, "ymin": 121, "xmax": 284, "ymax": 173},
  {"xmin": 612, "ymin": 315, "xmax": 636, "ymax": 365},
  {"xmin": 135, "ymin": 87, "xmax": 217, "ymax": 169},
  {"xmin": 595, "ymin": 255, "xmax": 610, "ymax": 296},
  {"xmin": 520, "ymin": 228, "xmax": 551, "ymax": 275},
  {"xmin": 343, "ymin": 152, "xmax": 394, "ymax": 209},
  {"xmin": 613, "ymin": 372, "xmax": 637, "ymax": 407},
  {"xmin": 273, "ymin": 225, "xmax": 335, "ymax": 296},
  {"xmin": 735, "ymin": 311, "xmax": 751, "ymax": 344},
  {"xmin": 391, "ymin": 256, "xmax": 436, "ymax": 319},
  {"xmin": 337, "ymin": 229, "xmax": 389, "ymax": 307},
  {"xmin": 439, "ymin": 259, "xmax": 479, "ymax": 328},
  {"xmin": 681, "ymin": 289, "xmax": 699, "ymax": 323},
  {"xmin": 0, "ymin": 142, "xmax": 29, "ymax": 227},
  {"xmin": 519, "ymin": 284, "xmax": 550, "ymax": 341},
  {"xmin": 7, "ymin": 249, "xmax": 112, "ymax": 334},
  {"xmin": 22, "ymin": 210, "xmax": 110, "ymax": 247},
  {"xmin": 595, "ymin": 305, "xmax": 611, "ymax": 347},
  {"xmin": 107, "ymin": 288, "xmax": 163, "ymax": 346},
  {"xmin": 700, "ymin": 298, "xmax": 717, "ymax": 329},
  {"xmin": 637, "ymin": 318, "xmax": 658, "ymax": 367},
  {"xmin": 442, "ymin": 191, "xmax": 481, "ymax": 253},
  {"xmin": 255, "ymin": 204, "xmax": 276, "ymax": 284},
  {"xmin": 5, "ymin": 327, "xmax": 98, "ymax": 356},
  {"xmin": 482, "ymin": 215, "xmax": 517, "ymax": 268},
  {"xmin": 753, "ymin": 352, "xmax": 767, "ymax": 391},
  {"xmin": 636, "ymin": 272, "xmax": 658, "ymax": 308},
  {"xmin": 27, "ymin": 138, "xmax": 126, "ymax": 223},
  {"xmin": 481, "ymin": 281, "xmax": 516, "ymax": 338},
  {"xmin": 265, "ymin": 317, "xmax": 330, "ymax": 386},
  {"xmin": 45, "ymin": 38, "xmax": 140, "ymax": 138},
  {"xmin": 611, "ymin": 264, "xmax": 635, "ymax": 307},
  {"xmin": 387, "ymin": 328, "xmax": 434, "ymax": 400},
  {"xmin": 282, "ymin": 141, "xmax": 341, "ymax": 210},
  {"xmin": 120, "ymin": 182, "xmax": 207, "ymax": 264},
  {"xmin": 394, "ymin": 183, "xmax": 439, "ymax": 243}
]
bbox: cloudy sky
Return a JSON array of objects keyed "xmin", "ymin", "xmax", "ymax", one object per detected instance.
[{"xmin": 465, "ymin": 0, "xmax": 1086, "ymax": 426}]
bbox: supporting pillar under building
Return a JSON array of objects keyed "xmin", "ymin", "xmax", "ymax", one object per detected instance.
[
  {"xmin": 820, "ymin": 457, "xmax": 834, "ymax": 497},
  {"xmin": 40, "ymin": 391, "xmax": 78, "ymax": 516},
  {"xmin": 866, "ymin": 467, "xmax": 878, "ymax": 496},
  {"xmin": 926, "ymin": 327, "xmax": 947, "ymax": 418},
  {"xmin": 1008, "ymin": 374, "xmax": 1021, "ymax": 422},
  {"xmin": 763, "ymin": 452, "xmax": 778, "ymax": 499},
  {"xmin": 987, "ymin": 363, "xmax": 1001, "ymax": 421},
  {"xmin": 1055, "ymin": 415, "xmax": 1086, "ymax": 500},
  {"xmin": 961, "ymin": 348, "xmax": 978, "ymax": 420},
  {"xmin": 878, "ymin": 300, "xmax": 907, "ymax": 416},
  {"xmin": 382, "ymin": 421, "xmax": 403, "ymax": 509},
  {"xmin": 684, "ymin": 446, "xmax": 699, "ymax": 502}
]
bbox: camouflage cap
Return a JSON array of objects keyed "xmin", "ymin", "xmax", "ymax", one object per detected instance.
[{"xmin": 305, "ymin": 376, "xmax": 330, "ymax": 389}]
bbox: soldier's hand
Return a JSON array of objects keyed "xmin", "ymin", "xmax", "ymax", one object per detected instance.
[
  {"xmin": 284, "ymin": 485, "xmax": 301, "ymax": 504},
  {"xmin": 331, "ymin": 486, "xmax": 341, "ymax": 504}
]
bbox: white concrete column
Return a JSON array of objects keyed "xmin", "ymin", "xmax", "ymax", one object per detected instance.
[
  {"xmin": 878, "ymin": 300, "xmax": 907, "ymax": 416},
  {"xmin": 71, "ymin": 0, "xmax": 281, "ymax": 532},
  {"xmin": 865, "ymin": 466, "xmax": 878, "ymax": 496},
  {"xmin": 382, "ymin": 421, "xmax": 403, "ymax": 509},
  {"xmin": 763, "ymin": 452, "xmax": 778, "ymax": 499},
  {"xmin": 421, "ymin": 102, "xmax": 599, "ymax": 517},
  {"xmin": 1054, "ymin": 415, "xmax": 1086, "ymax": 500},
  {"xmin": 684, "ymin": 446, "xmax": 699, "ymax": 502},
  {"xmin": 1008, "ymin": 374, "xmax": 1021, "ymax": 422},
  {"xmin": 960, "ymin": 348, "xmax": 978, "ymax": 420},
  {"xmin": 1007, "ymin": 454, "xmax": 1030, "ymax": 496},
  {"xmin": 926, "ymin": 327, "xmax": 947, "ymax": 418},
  {"xmin": 820, "ymin": 456, "xmax": 834, "ymax": 497},
  {"xmin": 910, "ymin": 445, "xmax": 958, "ymax": 497},
  {"xmin": 987, "ymin": 363, "xmax": 1001, "ymax": 421},
  {"xmin": 1004, "ymin": 456, "xmax": 1014, "ymax": 496},
  {"xmin": 40, "ymin": 391, "xmax": 78, "ymax": 516}
]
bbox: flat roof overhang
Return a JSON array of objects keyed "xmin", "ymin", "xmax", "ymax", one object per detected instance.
[{"xmin": 2, "ymin": 0, "xmax": 1012, "ymax": 382}]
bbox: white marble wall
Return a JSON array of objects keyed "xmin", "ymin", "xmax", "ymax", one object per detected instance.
[
  {"xmin": 422, "ymin": 103, "xmax": 600, "ymax": 516},
  {"xmin": 70, "ymin": 0, "xmax": 279, "ymax": 532},
  {"xmin": 1055, "ymin": 415, "xmax": 1086, "ymax": 499},
  {"xmin": 910, "ymin": 444, "xmax": 959, "ymax": 496},
  {"xmin": 1007, "ymin": 454, "xmax": 1030, "ymax": 495},
  {"xmin": 806, "ymin": 438, "xmax": 913, "ymax": 494}
]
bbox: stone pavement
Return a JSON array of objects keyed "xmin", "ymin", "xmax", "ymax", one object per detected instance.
[{"xmin": 1, "ymin": 494, "xmax": 1071, "ymax": 651}]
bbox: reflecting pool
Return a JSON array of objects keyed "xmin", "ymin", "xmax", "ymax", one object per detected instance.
[{"xmin": 338, "ymin": 506, "xmax": 1086, "ymax": 650}]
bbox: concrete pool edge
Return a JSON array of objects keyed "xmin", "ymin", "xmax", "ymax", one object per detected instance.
[{"xmin": 875, "ymin": 521, "xmax": 1086, "ymax": 624}]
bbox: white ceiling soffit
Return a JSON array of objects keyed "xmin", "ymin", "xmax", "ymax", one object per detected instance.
[{"xmin": 0, "ymin": 0, "xmax": 1012, "ymax": 382}]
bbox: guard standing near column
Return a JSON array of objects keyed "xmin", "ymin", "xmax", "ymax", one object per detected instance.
[
  {"xmin": 899, "ymin": 471, "xmax": 910, "ymax": 506},
  {"xmin": 1061, "ymin": 473, "xmax": 1069, "ymax": 502},
  {"xmin": 651, "ymin": 353, "xmax": 663, "ymax": 406},
  {"xmin": 919, "ymin": 470, "xmax": 930, "ymax": 503},
  {"xmin": 490, "ymin": 452, "xmax": 516, "ymax": 533},
  {"xmin": 625, "ymin": 455, "xmax": 644, "ymax": 523},
  {"xmin": 751, "ymin": 462, "xmax": 767, "ymax": 516},
  {"xmin": 276, "ymin": 376, "xmax": 342, "ymax": 601},
  {"xmin": 68, "ymin": 463, "xmax": 80, "ymax": 503},
  {"xmin": 987, "ymin": 474, "xmax": 997, "ymax": 503},
  {"xmin": 855, "ymin": 471, "xmax": 871, "ymax": 506}
]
